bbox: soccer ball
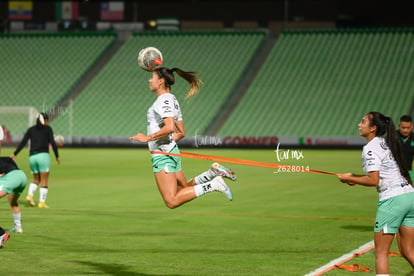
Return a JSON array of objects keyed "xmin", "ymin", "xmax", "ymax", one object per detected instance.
[
  {"xmin": 54, "ymin": 135, "xmax": 64, "ymax": 146},
  {"xmin": 137, "ymin": 47, "xmax": 163, "ymax": 71}
]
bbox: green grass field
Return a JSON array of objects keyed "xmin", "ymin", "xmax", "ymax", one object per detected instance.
[{"xmin": 0, "ymin": 147, "xmax": 411, "ymax": 275}]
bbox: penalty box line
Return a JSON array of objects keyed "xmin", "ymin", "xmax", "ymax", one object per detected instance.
[{"xmin": 303, "ymin": 240, "xmax": 374, "ymax": 276}]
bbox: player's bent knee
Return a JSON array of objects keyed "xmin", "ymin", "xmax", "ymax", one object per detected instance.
[
  {"xmin": 163, "ymin": 198, "xmax": 180, "ymax": 209},
  {"xmin": 165, "ymin": 202, "xmax": 179, "ymax": 209}
]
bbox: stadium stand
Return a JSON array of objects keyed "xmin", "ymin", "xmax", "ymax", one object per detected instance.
[
  {"xmin": 0, "ymin": 32, "xmax": 117, "ymax": 136},
  {"xmin": 217, "ymin": 28, "xmax": 414, "ymax": 137},
  {"xmin": 1, "ymin": 29, "xmax": 413, "ymax": 145},
  {"xmin": 51, "ymin": 31, "xmax": 267, "ymax": 138}
]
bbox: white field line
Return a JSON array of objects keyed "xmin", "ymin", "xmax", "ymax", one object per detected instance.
[{"xmin": 304, "ymin": 240, "xmax": 375, "ymax": 276}]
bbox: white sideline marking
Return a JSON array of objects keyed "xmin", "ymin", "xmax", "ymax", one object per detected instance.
[{"xmin": 304, "ymin": 240, "xmax": 375, "ymax": 276}]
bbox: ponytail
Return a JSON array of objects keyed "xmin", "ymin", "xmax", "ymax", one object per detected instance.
[
  {"xmin": 156, "ymin": 67, "xmax": 203, "ymax": 100},
  {"xmin": 368, "ymin": 112, "xmax": 412, "ymax": 184}
]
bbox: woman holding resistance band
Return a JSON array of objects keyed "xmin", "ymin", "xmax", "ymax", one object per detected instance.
[
  {"xmin": 129, "ymin": 67, "xmax": 236, "ymax": 208},
  {"xmin": 337, "ymin": 112, "xmax": 414, "ymax": 275}
]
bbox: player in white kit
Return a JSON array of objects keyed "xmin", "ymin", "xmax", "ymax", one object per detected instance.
[
  {"xmin": 130, "ymin": 67, "xmax": 237, "ymax": 209},
  {"xmin": 337, "ymin": 112, "xmax": 414, "ymax": 275}
]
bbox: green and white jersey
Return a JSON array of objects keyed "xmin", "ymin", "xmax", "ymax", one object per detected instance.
[
  {"xmin": 362, "ymin": 136, "xmax": 414, "ymax": 201},
  {"xmin": 147, "ymin": 93, "xmax": 182, "ymax": 153}
]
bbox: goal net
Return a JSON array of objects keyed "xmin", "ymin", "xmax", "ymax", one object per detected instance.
[{"xmin": 0, "ymin": 106, "xmax": 39, "ymax": 143}]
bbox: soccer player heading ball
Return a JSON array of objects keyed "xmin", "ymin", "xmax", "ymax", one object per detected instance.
[{"xmin": 129, "ymin": 66, "xmax": 237, "ymax": 208}]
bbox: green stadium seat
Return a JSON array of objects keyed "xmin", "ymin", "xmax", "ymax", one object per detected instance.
[
  {"xmin": 218, "ymin": 29, "xmax": 414, "ymax": 137},
  {"xmin": 56, "ymin": 31, "xmax": 266, "ymax": 137},
  {"xmin": 0, "ymin": 32, "xmax": 116, "ymax": 135}
]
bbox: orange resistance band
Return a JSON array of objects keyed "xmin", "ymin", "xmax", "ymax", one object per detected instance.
[
  {"xmin": 388, "ymin": 251, "xmax": 401, "ymax": 257},
  {"xmin": 331, "ymin": 251, "xmax": 400, "ymax": 273},
  {"xmin": 334, "ymin": 264, "xmax": 371, "ymax": 272},
  {"xmin": 151, "ymin": 151, "xmax": 336, "ymax": 176}
]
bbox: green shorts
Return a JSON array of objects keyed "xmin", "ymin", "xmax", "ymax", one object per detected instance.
[
  {"xmin": 0, "ymin": 170, "xmax": 27, "ymax": 195},
  {"xmin": 151, "ymin": 146, "xmax": 182, "ymax": 173},
  {"xmin": 29, "ymin": 152, "xmax": 51, "ymax": 174},
  {"xmin": 410, "ymin": 170, "xmax": 414, "ymax": 182},
  {"xmin": 374, "ymin": 192, "xmax": 414, "ymax": 234}
]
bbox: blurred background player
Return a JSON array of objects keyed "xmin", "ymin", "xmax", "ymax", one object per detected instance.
[
  {"xmin": 0, "ymin": 156, "xmax": 27, "ymax": 234},
  {"xmin": 129, "ymin": 67, "xmax": 236, "ymax": 208},
  {"xmin": 0, "ymin": 125, "xmax": 9, "ymax": 248},
  {"xmin": 398, "ymin": 114, "xmax": 414, "ymax": 181},
  {"xmin": 337, "ymin": 112, "xmax": 414, "ymax": 275},
  {"xmin": 0, "ymin": 127, "xmax": 27, "ymax": 246},
  {"xmin": 11, "ymin": 112, "xmax": 61, "ymax": 208}
]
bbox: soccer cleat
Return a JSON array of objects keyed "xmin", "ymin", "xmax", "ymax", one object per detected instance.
[
  {"xmin": 26, "ymin": 195, "xmax": 35, "ymax": 207},
  {"xmin": 211, "ymin": 162, "xmax": 237, "ymax": 181},
  {"xmin": 9, "ymin": 227, "xmax": 23, "ymax": 234},
  {"xmin": 213, "ymin": 176, "xmax": 233, "ymax": 201},
  {"xmin": 0, "ymin": 232, "xmax": 10, "ymax": 248},
  {"xmin": 38, "ymin": 202, "xmax": 49, "ymax": 208}
]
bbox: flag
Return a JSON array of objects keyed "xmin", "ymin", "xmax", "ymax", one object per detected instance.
[
  {"xmin": 8, "ymin": 1, "xmax": 33, "ymax": 20},
  {"xmin": 55, "ymin": 1, "xmax": 79, "ymax": 20},
  {"xmin": 100, "ymin": 2, "xmax": 124, "ymax": 21}
]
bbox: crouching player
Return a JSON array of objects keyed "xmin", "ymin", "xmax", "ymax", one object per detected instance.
[{"xmin": 0, "ymin": 156, "xmax": 27, "ymax": 247}]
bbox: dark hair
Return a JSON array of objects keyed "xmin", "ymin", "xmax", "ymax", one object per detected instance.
[
  {"xmin": 36, "ymin": 112, "xmax": 49, "ymax": 128},
  {"xmin": 400, "ymin": 114, "xmax": 412, "ymax": 123},
  {"xmin": 367, "ymin": 111, "xmax": 412, "ymax": 184},
  {"xmin": 156, "ymin": 67, "xmax": 203, "ymax": 99}
]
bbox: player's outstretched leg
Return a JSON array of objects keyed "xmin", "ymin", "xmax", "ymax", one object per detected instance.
[
  {"xmin": 211, "ymin": 163, "xmax": 237, "ymax": 181},
  {"xmin": 212, "ymin": 176, "xmax": 233, "ymax": 200},
  {"xmin": 193, "ymin": 163, "xmax": 237, "ymax": 185},
  {"xmin": 194, "ymin": 176, "xmax": 233, "ymax": 201}
]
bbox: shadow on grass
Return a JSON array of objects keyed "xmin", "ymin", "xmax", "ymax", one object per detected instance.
[
  {"xmin": 72, "ymin": 260, "xmax": 182, "ymax": 276},
  {"xmin": 341, "ymin": 224, "xmax": 372, "ymax": 232}
]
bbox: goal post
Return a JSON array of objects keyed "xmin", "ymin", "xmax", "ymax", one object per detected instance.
[{"xmin": 0, "ymin": 106, "xmax": 39, "ymax": 142}]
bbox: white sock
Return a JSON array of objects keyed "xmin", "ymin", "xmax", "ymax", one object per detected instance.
[
  {"xmin": 194, "ymin": 169, "xmax": 215, "ymax": 185},
  {"xmin": 194, "ymin": 178, "xmax": 222, "ymax": 197},
  {"xmin": 28, "ymin": 183, "xmax": 38, "ymax": 196},
  {"xmin": 13, "ymin": 212, "xmax": 22, "ymax": 229},
  {"xmin": 376, "ymin": 274, "xmax": 390, "ymax": 276},
  {"xmin": 39, "ymin": 187, "xmax": 48, "ymax": 202},
  {"xmin": 194, "ymin": 182, "xmax": 212, "ymax": 197}
]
